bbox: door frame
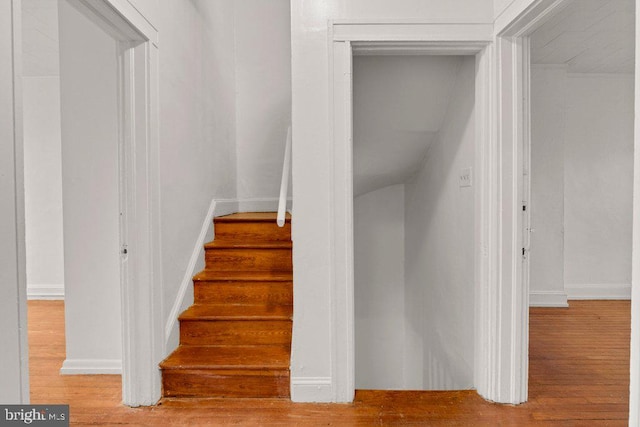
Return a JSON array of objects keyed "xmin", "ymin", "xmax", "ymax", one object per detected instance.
[
  {"xmin": 69, "ymin": 0, "xmax": 162, "ymax": 407},
  {"xmin": 328, "ymin": 21, "xmax": 501, "ymax": 402},
  {"xmin": 14, "ymin": 0, "xmax": 162, "ymax": 406},
  {"xmin": 495, "ymin": 0, "xmax": 638, "ymax": 417}
]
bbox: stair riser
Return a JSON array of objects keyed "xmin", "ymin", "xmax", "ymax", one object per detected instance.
[
  {"xmin": 205, "ymin": 248, "xmax": 292, "ymax": 271},
  {"xmin": 162, "ymin": 369, "xmax": 290, "ymax": 398},
  {"xmin": 214, "ymin": 221, "xmax": 291, "ymax": 242},
  {"xmin": 180, "ymin": 320, "xmax": 292, "ymax": 346},
  {"xmin": 194, "ymin": 282, "xmax": 293, "ymax": 306}
]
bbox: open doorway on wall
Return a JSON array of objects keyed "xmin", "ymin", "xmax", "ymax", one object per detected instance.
[
  {"xmin": 22, "ymin": 0, "xmax": 124, "ymax": 399},
  {"xmin": 352, "ymin": 54, "xmax": 477, "ymax": 390},
  {"xmin": 526, "ymin": 0, "xmax": 633, "ymax": 408}
]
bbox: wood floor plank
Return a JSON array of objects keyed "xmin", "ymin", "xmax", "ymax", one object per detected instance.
[{"xmin": 28, "ymin": 300, "xmax": 630, "ymax": 425}]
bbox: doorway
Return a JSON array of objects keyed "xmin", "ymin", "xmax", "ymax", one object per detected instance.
[
  {"xmin": 352, "ymin": 54, "xmax": 477, "ymax": 390},
  {"xmin": 527, "ymin": 0, "xmax": 634, "ymax": 307},
  {"xmin": 23, "ymin": 0, "xmax": 123, "ymax": 384},
  {"xmin": 525, "ymin": 0, "xmax": 634, "ymax": 413},
  {"xmin": 17, "ymin": 0, "xmax": 162, "ymax": 406}
]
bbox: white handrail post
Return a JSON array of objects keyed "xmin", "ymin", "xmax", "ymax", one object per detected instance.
[{"xmin": 277, "ymin": 126, "xmax": 292, "ymax": 227}]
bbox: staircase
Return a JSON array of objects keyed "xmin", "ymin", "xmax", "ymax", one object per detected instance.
[{"xmin": 160, "ymin": 212, "xmax": 293, "ymax": 399}]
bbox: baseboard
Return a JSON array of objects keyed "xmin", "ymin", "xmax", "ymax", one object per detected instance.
[
  {"xmin": 216, "ymin": 197, "xmax": 292, "ymax": 216},
  {"xmin": 213, "ymin": 199, "xmax": 240, "ymax": 217},
  {"xmin": 27, "ymin": 284, "xmax": 65, "ymax": 300},
  {"xmin": 529, "ymin": 290, "xmax": 568, "ymax": 307},
  {"xmin": 60, "ymin": 358, "xmax": 122, "ymax": 375},
  {"xmin": 164, "ymin": 198, "xmax": 216, "ymax": 352},
  {"xmin": 566, "ymin": 283, "xmax": 631, "ymax": 300},
  {"xmin": 290, "ymin": 377, "xmax": 334, "ymax": 402}
]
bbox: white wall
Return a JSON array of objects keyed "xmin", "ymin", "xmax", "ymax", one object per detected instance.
[
  {"xmin": 564, "ymin": 74, "xmax": 634, "ymax": 295},
  {"xmin": 22, "ymin": 0, "xmax": 64, "ymax": 299},
  {"xmin": 291, "ymin": 0, "xmax": 491, "ymax": 402},
  {"xmin": 23, "ymin": 78, "xmax": 65, "ymax": 298},
  {"xmin": 354, "ymin": 184, "xmax": 406, "ymax": 390},
  {"xmin": 404, "ymin": 56, "xmax": 476, "ymax": 390},
  {"xmin": 156, "ymin": 0, "xmax": 238, "ymax": 341},
  {"xmin": 529, "ymin": 66, "xmax": 567, "ymax": 306},
  {"xmin": 529, "ymin": 69, "xmax": 634, "ymax": 302},
  {"xmin": 58, "ymin": 0, "xmax": 122, "ymax": 372},
  {"xmin": 0, "ymin": 0, "xmax": 30, "ymax": 403},
  {"xmin": 235, "ymin": 0, "xmax": 291, "ymax": 200}
]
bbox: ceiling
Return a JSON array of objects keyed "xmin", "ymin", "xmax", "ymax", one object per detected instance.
[
  {"xmin": 353, "ymin": 55, "xmax": 463, "ymax": 196},
  {"xmin": 531, "ymin": 0, "xmax": 635, "ymax": 74}
]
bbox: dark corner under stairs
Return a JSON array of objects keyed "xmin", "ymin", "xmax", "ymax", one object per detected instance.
[{"xmin": 160, "ymin": 212, "xmax": 293, "ymax": 399}]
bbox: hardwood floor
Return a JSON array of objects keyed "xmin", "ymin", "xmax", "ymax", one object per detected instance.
[{"xmin": 28, "ymin": 300, "xmax": 630, "ymax": 426}]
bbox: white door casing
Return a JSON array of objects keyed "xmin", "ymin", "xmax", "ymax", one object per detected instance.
[{"xmin": 328, "ymin": 21, "xmax": 508, "ymax": 402}]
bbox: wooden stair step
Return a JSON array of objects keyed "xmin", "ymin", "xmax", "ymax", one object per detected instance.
[
  {"xmin": 162, "ymin": 212, "xmax": 293, "ymax": 399},
  {"xmin": 204, "ymin": 241, "xmax": 292, "ymax": 249},
  {"xmin": 214, "ymin": 212, "xmax": 291, "ymax": 222},
  {"xmin": 194, "ymin": 282, "xmax": 293, "ymax": 306},
  {"xmin": 179, "ymin": 304, "xmax": 292, "ymax": 321},
  {"xmin": 193, "ymin": 270, "xmax": 292, "ymax": 282},
  {"xmin": 160, "ymin": 345, "xmax": 290, "ymax": 370},
  {"xmin": 180, "ymin": 319, "xmax": 292, "ymax": 346},
  {"xmin": 162, "ymin": 369, "xmax": 290, "ymax": 398},
  {"xmin": 204, "ymin": 246, "xmax": 292, "ymax": 272},
  {"xmin": 214, "ymin": 212, "xmax": 291, "ymax": 243}
]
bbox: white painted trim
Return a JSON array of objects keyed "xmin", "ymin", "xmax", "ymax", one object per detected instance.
[
  {"xmin": 565, "ymin": 284, "xmax": 632, "ymax": 300},
  {"xmin": 164, "ymin": 198, "xmax": 216, "ymax": 350},
  {"xmin": 529, "ymin": 291, "xmax": 568, "ymax": 307},
  {"xmin": 472, "ymin": 43, "xmax": 497, "ymax": 404},
  {"xmin": 329, "ymin": 21, "xmax": 493, "ymax": 404},
  {"xmin": 60, "ymin": 359, "xmax": 122, "ymax": 375},
  {"xmin": 329, "ymin": 39, "xmax": 355, "ymax": 403},
  {"xmin": 213, "ymin": 199, "xmax": 240, "ymax": 217},
  {"xmin": 332, "ymin": 22, "xmax": 493, "ymax": 42},
  {"xmin": 27, "ymin": 284, "xmax": 65, "ymax": 300},
  {"xmin": 215, "ymin": 198, "xmax": 292, "ymax": 216},
  {"xmin": 290, "ymin": 377, "xmax": 334, "ymax": 403},
  {"xmin": 631, "ymin": 2, "xmax": 640, "ymax": 423},
  {"xmin": 352, "ymin": 41, "xmax": 489, "ymax": 56},
  {"xmin": 495, "ymin": 0, "xmax": 573, "ymax": 37},
  {"xmin": 70, "ymin": 0, "xmax": 158, "ymax": 46},
  {"xmin": 4, "ymin": 0, "xmax": 30, "ymax": 404},
  {"xmin": 238, "ymin": 197, "xmax": 292, "ymax": 213}
]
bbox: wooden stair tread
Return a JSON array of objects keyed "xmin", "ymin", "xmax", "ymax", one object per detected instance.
[
  {"xmin": 204, "ymin": 240, "xmax": 292, "ymax": 249},
  {"xmin": 160, "ymin": 345, "xmax": 290, "ymax": 370},
  {"xmin": 215, "ymin": 212, "xmax": 291, "ymax": 222},
  {"xmin": 179, "ymin": 304, "xmax": 292, "ymax": 321},
  {"xmin": 193, "ymin": 270, "xmax": 292, "ymax": 282},
  {"xmin": 162, "ymin": 211, "xmax": 293, "ymax": 399}
]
